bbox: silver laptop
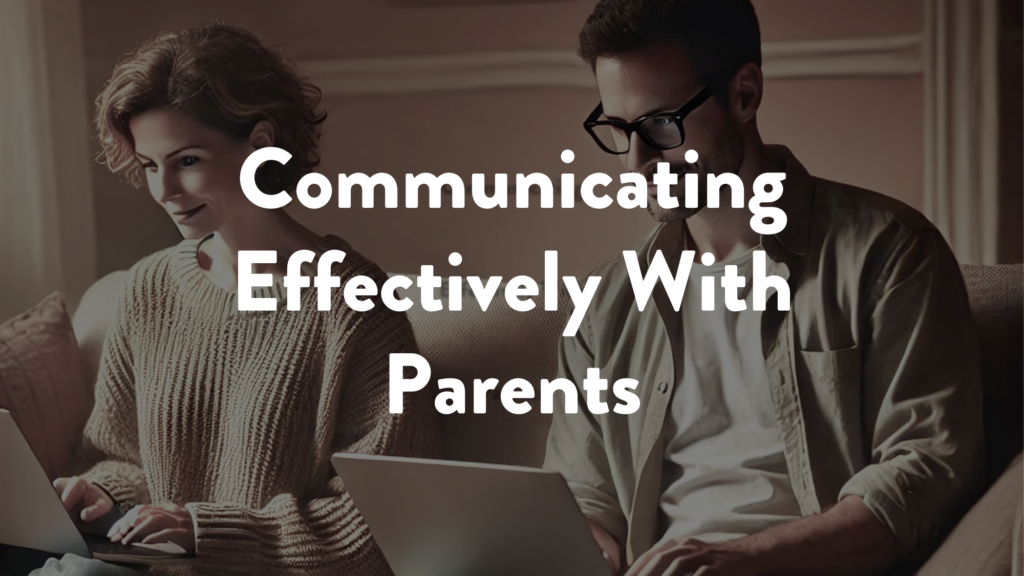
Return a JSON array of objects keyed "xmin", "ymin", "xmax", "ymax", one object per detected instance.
[
  {"xmin": 0, "ymin": 408, "xmax": 188, "ymax": 565},
  {"xmin": 332, "ymin": 453, "xmax": 611, "ymax": 576}
]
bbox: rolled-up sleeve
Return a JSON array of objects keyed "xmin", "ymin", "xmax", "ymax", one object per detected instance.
[{"xmin": 838, "ymin": 225, "xmax": 985, "ymax": 562}]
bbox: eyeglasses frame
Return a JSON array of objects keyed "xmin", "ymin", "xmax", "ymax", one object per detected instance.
[{"xmin": 583, "ymin": 86, "xmax": 715, "ymax": 155}]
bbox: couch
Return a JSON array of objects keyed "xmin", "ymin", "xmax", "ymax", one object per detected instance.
[{"xmin": 13, "ymin": 263, "xmax": 1024, "ymax": 573}]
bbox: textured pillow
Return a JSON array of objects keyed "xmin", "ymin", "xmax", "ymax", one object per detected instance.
[{"xmin": 0, "ymin": 292, "xmax": 92, "ymax": 479}]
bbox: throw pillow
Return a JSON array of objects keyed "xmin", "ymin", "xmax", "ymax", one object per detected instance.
[{"xmin": 0, "ymin": 292, "xmax": 92, "ymax": 480}]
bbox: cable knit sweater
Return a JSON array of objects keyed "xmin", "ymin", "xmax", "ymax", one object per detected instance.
[{"xmin": 78, "ymin": 235, "xmax": 440, "ymax": 575}]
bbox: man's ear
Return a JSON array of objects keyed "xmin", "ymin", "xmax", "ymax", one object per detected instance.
[
  {"xmin": 729, "ymin": 62, "xmax": 763, "ymax": 124},
  {"xmin": 248, "ymin": 120, "xmax": 276, "ymax": 149}
]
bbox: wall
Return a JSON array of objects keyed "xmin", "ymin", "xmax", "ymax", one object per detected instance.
[
  {"xmin": 0, "ymin": 0, "xmax": 95, "ymax": 321},
  {"xmin": 82, "ymin": 0, "xmax": 931, "ymax": 279}
]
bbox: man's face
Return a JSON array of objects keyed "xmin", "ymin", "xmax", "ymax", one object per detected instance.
[{"xmin": 594, "ymin": 43, "xmax": 745, "ymax": 222}]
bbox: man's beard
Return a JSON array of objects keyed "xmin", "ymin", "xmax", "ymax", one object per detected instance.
[{"xmin": 645, "ymin": 121, "xmax": 745, "ymax": 223}]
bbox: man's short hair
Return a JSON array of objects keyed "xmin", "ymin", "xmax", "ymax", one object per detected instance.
[{"xmin": 579, "ymin": 0, "xmax": 762, "ymax": 92}]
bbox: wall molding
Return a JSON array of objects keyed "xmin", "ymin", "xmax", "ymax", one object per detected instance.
[
  {"xmin": 298, "ymin": 34, "xmax": 923, "ymax": 96},
  {"xmin": 760, "ymin": 33, "xmax": 922, "ymax": 79},
  {"xmin": 87, "ymin": 34, "xmax": 923, "ymax": 97},
  {"xmin": 301, "ymin": 50, "xmax": 594, "ymax": 94}
]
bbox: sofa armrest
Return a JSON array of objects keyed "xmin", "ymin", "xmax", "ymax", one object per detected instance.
[{"xmin": 918, "ymin": 452, "xmax": 1023, "ymax": 575}]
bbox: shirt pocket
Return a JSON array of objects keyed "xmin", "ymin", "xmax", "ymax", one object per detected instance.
[
  {"xmin": 798, "ymin": 346, "xmax": 864, "ymax": 473},
  {"xmin": 799, "ymin": 346, "xmax": 862, "ymax": 385}
]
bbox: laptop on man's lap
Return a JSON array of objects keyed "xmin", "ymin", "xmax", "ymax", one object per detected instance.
[{"xmin": 332, "ymin": 453, "xmax": 612, "ymax": 576}]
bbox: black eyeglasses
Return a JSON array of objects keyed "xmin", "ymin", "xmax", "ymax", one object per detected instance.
[{"xmin": 584, "ymin": 86, "xmax": 714, "ymax": 155}]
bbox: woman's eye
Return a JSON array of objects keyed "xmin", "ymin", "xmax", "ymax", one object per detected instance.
[
  {"xmin": 178, "ymin": 156, "xmax": 199, "ymax": 168},
  {"xmin": 142, "ymin": 162, "xmax": 157, "ymax": 172}
]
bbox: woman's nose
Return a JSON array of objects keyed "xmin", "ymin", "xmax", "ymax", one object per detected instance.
[{"xmin": 151, "ymin": 170, "xmax": 182, "ymax": 203}]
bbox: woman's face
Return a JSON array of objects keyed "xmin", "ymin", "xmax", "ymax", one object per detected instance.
[{"xmin": 130, "ymin": 108, "xmax": 258, "ymax": 240}]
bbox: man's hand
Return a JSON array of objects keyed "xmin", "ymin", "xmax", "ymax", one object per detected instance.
[
  {"xmin": 53, "ymin": 476, "xmax": 115, "ymax": 533},
  {"xmin": 624, "ymin": 497, "xmax": 900, "ymax": 576},
  {"xmin": 624, "ymin": 537, "xmax": 759, "ymax": 576},
  {"xmin": 108, "ymin": 503, "xmax": 196, "ymax": 554},
  {"xmin": 589, "ymin": 519, "xmax": 623, "ymax": 575}
]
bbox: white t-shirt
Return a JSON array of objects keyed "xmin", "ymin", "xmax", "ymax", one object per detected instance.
[{"xmin": 658, "ymin": 245, "xmax": 801, "ymax": 543}]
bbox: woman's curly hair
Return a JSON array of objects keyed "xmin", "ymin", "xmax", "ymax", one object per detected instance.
[{"xmin": 95, "ymin": 23, "xmax": 326, "ymax": 193}]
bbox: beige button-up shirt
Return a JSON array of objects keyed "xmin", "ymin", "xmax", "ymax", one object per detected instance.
[{"xmin": 544, "ymin": 146, "xmax": 984, "ymax": 565}]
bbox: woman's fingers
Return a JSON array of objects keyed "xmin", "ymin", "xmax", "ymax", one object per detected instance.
[
  {"xmin": 117, "ymin": 506, "xmax": 172, "ymax": 545},
  {"xmin": 80, "ymin": 492, "xmax": 113, "ymax": 523},
  {"xmin": 104, "ymin": 504, "xmax": 194, "ymax": 554},
  {"xmin": 120, "ymin": 514, "xmax": 157, "ymax": 545},
  {"xmin": 58, "ymin": 477, "xmax": 86, "ymax": 511},
  {"xmin": 140, "ymin": 527, "xmax": 189, "ymax": 545},
  {"xmin": 54, "ymin": 477, "xmax": 114, "ymax": 524},
  {"xmin": 109, "ymin": 505, "xmax": 141, "ymax": 540},
  {"xmin": 107, "ymin": 515, "xmax": 127, "ymax": 539}
]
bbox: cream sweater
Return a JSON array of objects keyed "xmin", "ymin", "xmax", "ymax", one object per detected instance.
[{"xmin": 79, "ymin": 235, "xmax": 440, "ymax": 575}]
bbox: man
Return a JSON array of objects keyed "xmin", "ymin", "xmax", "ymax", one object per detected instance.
[{"xmin": 544, "ymin": 1, "xmax": 984, "ymax": 575}]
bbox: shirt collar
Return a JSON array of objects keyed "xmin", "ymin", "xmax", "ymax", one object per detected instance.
[
  {"xmin": 766, "ymin": 144, "xmax": 812, "ymax": 257},
  {"xmin": 645, "ymin": 144, "xmax": 813, "ymax": 266}
]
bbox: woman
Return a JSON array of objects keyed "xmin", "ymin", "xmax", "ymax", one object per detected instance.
[{"xmin": 48, "ymin": 23, "xmax": 439, "ymax": 575}]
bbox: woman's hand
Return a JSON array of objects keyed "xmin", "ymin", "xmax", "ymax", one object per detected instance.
[
  {"xmin": 53, "ymin": 476, "xmax": 115, "ymax": 529},
  {"xmin": 108, "ymin": 503, "xmax": 196, "ymax": 554}
]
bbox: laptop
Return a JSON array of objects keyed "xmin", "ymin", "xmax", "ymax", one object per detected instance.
[
  {"xmin": 332, "ymin": 453, "xmax": 612, "ymax": 576},
  {"xmin": 0, "ymin": 408, "xmax": 189, "ymax": 565}
]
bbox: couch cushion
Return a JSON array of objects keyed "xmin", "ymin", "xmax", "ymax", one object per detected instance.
[
  {"xmin": 960, "ymin": 264, "xmax": 1024, "ymax": 481},
  {"xmin": 0, "ymin": 292, "xmax": 92, "ymax": 479}
]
